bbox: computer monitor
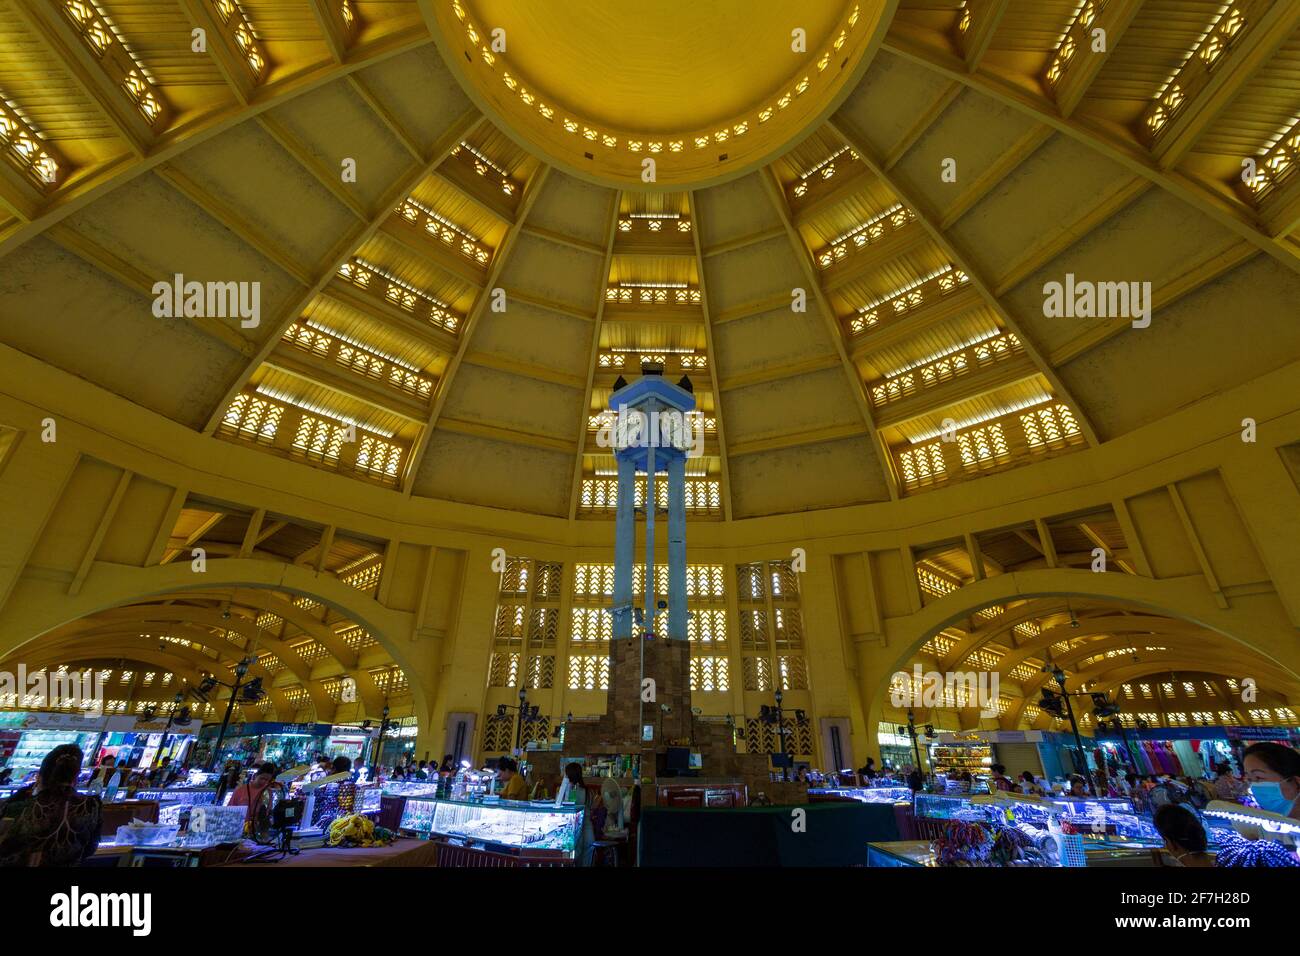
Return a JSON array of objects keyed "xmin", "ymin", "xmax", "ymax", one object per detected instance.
[{"xmin": 770, "ymin": 753, "xmax": 794, "ymax": 769}]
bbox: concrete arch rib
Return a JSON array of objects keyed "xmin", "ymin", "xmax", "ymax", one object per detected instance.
[
  {"xmin": 0, "ymin": 558, "xmax": 424, "ymax": 729},
  {"xmin": 860, "ymin": 568, "xmax": 1298, "ymax": 757}
]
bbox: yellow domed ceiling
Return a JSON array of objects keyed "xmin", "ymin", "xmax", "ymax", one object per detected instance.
[
  {"xmin": 1, "ymin": 0, "xmax": 1300, "ymax": 751},
  {"xmin": 424, "ymin": 0, "xmax": 891, "ymax": 187}
]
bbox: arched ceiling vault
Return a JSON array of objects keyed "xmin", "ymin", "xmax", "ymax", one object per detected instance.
[
  {"xmin": 890, "ymin": 581, "xmax": 1300, "ymax": 734},
  {"xmin": 12, "ymin": 615, "xmax": 332, "ymax": 714},
  {"xmin": 21, "ymin": 635, "xmax": 299, "ymax": 710}
]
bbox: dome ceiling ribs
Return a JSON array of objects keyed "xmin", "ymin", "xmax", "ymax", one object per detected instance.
[
  {"xmin": 686, "ymin": 190, "xmax": 736, "ymax": 521},
  {"xmin": 255, "ymin": 114, "xmax": 373, "ymax": 219},
  {"xmin": 0, "ymin": 12, "xmax": 434, "ymax": 261},
  {"xmin": 403, "ymin": 163, "xmax": 554, "ymax": 491},
  {"xmin": 417, "ymin": 0, "xmax": 891, "ymax": 189},
  {"xmin": 202, "ymin": 108, "xmax": 485, "ymax": 441},
  {"xmin": 308, "ymin": 0, "xmax": 357, "ymax": 65},
  {"xmin": 8, "ymin": 0, "xmax": 154, "ymax": 159},
  {"xmin": 1048, "ymin": 1, "xmax": 1143, "ymax": 120},
  {"xmin": 827, "ymin": 116, "xmax": 1101, "ymax": 448},
  {"xmin": 571, "ymin": 189, "xmax": 731, "ymax": 519},
  {"xmin": 174, "ymin": 0, "xmax": 260, "ymax": 104},
  {"xmin": 881, "ymin": 12, "xmax": 1300, "ymax": 279},
  {"xmin": 0, "ymin": 0, "xmax": 1298, "ymax": 531},
  {"xmin": 565, "ymin": 189, "xmax": 624, "ymax": 520},
  {"xmin": 757, "ymin": 165, "xmax": 900, "ymax": 501},
  {"xmin": 952, "ymin": 0, "xmax": 1009, "ymax": 73}
]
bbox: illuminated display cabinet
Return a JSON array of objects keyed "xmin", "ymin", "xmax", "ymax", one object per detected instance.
[
  {"xmin": 914, "ymin": 792, "xmax": 1160, "ymax": 848},
  {"xmin": 808, "ymin": 786, "xmax": 913, "ymax": 804},
  {"xmin": 400, "ymin": 798, "xmax": 582, "ymax": 860}
]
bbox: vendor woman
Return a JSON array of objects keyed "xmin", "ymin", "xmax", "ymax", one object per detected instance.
[
  {"xmin": 495, "ymin": 757, "xmax": 528, "ymax": 800},
  {"xmin": 1242, "ymin": 742, "xmax": 1300, "ymax": 821},
  {"xmin": 228, "ymin": 762, "xmax": 279, "ymax": 809}
]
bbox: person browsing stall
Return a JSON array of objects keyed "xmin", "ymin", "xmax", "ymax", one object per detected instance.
[
  {"xmin": 0, "ymin": 745, "xmax": 102, "ymax": 867},
  {"xmin": 228, "ymin": 762, "xmax": 279, "ymax": 809},
  {"xmin": 495, "ymin": 757, "xmax": 528, "ymax": 801},
  {"xmin": 1153, "ymin": 804, "xmax": 1213, "ymax": 867}
]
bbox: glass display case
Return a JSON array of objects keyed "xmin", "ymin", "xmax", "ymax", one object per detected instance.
[
  {"xmin": 867, "ymin": 841, "xmax": 937, "ymax": 867},
  {"xmin": 808, "ymin": 786, "xmax": 913, "ymax": 804},
  {"xmin": 401, "ymin": 797, "xmax": 582, "ymax": 860},
  {"xmin": 935, "ymin": 773, "xmax": 991, "ymax": 794},
  {"xmin": 4, "ymin": 729, "xmax": 99, "ymax": 777},
  {"xmin": 1047, "ymin": 795, "xmax": 1160, "ymax": 847},
  {"xmin": 399, "ymin": 795, "xmax": 437, "ymax": 833},
  {"xmin": 133, "ymin": 787, "xmax": 217, "ymax": 803},
  {"xmin": 929, "ymin": 742, "xmax": 992, "ymax": 778},
  {"xmin": 277, "ymin": 780, "xmax": 381, "ymax": 831},
  {"xmin": 915, "ymin": 792, "xmax": 995, "ymax": 823},
  {"xmin": 382, "ymin": 779, "xmax": 442, "ymax": 797},
  {"xmin": 134, "ymin": 787, "xmax": 219, "ymax": 819},
  {"xmin": 915, "ymin": 791, "xmax": 1161, "ymax": 851},
  {"xmin": 357, "ymin": 785, "xmax": 382, "ymax": 815}
]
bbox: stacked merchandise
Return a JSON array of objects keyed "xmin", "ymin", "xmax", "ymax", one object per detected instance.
[
  {"xmin": 931, "ymin": 818, "xmax": 1055, "ymax": 867},
  {"xmin": 1213, "ymin": 832, "xmax": 1300, "ymax": 867},
  {"xmin": 1096, "ymin": 732, "xmax": 1235, "ymax": 779},
  {"xmin": 918, "ymin": 792, "xmax": 1158, "ymax": 863},
  {"xmin": 929, "ymin": 741, "xmax": 992, "ymax": 778}
]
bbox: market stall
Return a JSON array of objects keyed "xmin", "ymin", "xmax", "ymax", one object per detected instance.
[
  {"xmin": 1094, "ymin": 724, "xmax": 1300, "ymax": 779},
  {"xmin": 398, "ymin": 796, "xmax": 583, "ymax": 865},
  {"xmin": 93, "ymin": 714, "xmax": 198, "ymax": 772},
  {"xmin": 0, "ymin": 711, "xmax": 103, "ymax": 781},
  {"xmin": 191, "ymin": 721, "xmax": 332, "ymax": 770}
]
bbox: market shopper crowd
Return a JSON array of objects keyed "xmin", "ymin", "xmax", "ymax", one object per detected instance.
[
  {"xmin": 0, "ymin": 739, "xmax": 1296, "ymax": 867},
  {"xmin": 888, "ymin": 742, "xmax": 1299, "ymax": 824}
]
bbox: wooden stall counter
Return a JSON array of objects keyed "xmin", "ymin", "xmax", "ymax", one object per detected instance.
[{"xmin": 219, "ymin": 836, "xmax": 439, "ymax": 867}]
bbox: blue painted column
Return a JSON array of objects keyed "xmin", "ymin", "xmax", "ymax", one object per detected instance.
[
  {"xmin": 667, "ymin": 454, "xmax": 686, "ymax": 640},
  {"xmin": 612, "ymin": 452, "xmax": 635, "ymax": 640},
  {"xmin": 644, "ymin": 441, "xmax": 657, "ymax": 636}
]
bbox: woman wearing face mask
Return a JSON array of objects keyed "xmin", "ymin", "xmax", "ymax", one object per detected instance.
[
  {"xmin": 1241, "ymin": 742, "xmax": 1300, "ymax": 821},
  {"xmin": 1153, "ymin": 804, "xmax": 1214, "ymax": 867}
]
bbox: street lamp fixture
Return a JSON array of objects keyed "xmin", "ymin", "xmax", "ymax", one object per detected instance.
[
  {"xmin": 1049, "ymin": 665, "xmax": 1096, "ymax": 795},
  {"xmin": 205, "ymin": 657, "xmax": 261, "ymax": 770}
]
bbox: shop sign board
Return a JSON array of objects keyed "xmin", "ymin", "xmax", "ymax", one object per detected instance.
[
  {"xmin": 1228, "ymin": 725, "xmax": 1299, "ymax": 741},
  {"xmin": 1094, "ymin": 725, "xmax": 1298, "ymax": 742},
  {"xmin": 198, "ymin": 721, "xmax": 332, "ymax": 739},
  {"xmin": 329, "ymin": 724, "xmax": 376, "ymax": 739},
  {"xmin": 0, "ymin": 711, "xmax": 106, "ymax": 731},
  {"xmin": 103, "ymin": 716, "xmax": 198, "ymax": 734},
  {"xmin": 936, "ymin": 730, "xmax": 1044, "ymax": 744}
]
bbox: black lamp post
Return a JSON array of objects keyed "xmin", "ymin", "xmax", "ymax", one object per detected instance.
[
  {"xmin": 776, "ymin": 689, "xmax": 790, "ymax": 780},
  {"xmin": 374, "ymin": 703, "xmax": 391, "ymax": 770},
  {"xmin": 150, "ymin": 691, "xmax": 188, "ymax": 769},
  {"xmin": 906, "ymin": 708, "xmax": 925, "ymax": 777},
  {"xmin": 206, "ymin": 657, "xmax": 255, "ymax": 770},
  {"xmin": 514, "ymin": 685, "xmax": 529, "ymax": 753},
  {"xmin": 1052, "ymin": 666, "xmax": 1095, "ymax": 795}
]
